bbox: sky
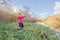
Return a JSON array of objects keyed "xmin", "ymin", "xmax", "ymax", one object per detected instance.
[{"xmin": 13, "ymin": 0, "xmax": 60, "ymax": 18}]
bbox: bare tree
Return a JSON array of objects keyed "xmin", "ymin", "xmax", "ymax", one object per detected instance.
[{"xmin": 0, "ymin": 0, "xmax": 14, "ymax": 9}]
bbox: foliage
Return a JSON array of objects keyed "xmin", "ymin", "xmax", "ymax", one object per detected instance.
[
  {"xmin": 45, "ymin": 14, "xmax": 60, "ymax": 30},
  {"xmin": 0, "ymin": 22, "xmax": 60, "ymax": 40}
]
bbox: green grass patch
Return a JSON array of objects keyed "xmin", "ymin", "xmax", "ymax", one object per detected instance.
[{"xmin": 0, "ymin": 22, "xmax": 60, "ymax": 40}]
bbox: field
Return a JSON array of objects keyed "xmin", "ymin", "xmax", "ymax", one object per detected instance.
[{"xmin": 0, "ymin": 22, "xmax": 60, "ymax": 40}]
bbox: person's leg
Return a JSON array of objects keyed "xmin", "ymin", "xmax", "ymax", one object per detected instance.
[
  {"xmin": 18, "ymin": 23, "xmax": 24, "ymax": 30},
  {"xmin": 22, "ymin": 23, "xmax": 24, "ymax": 27},
  {"xmin": 21, "ymin": 23, "xmax": 24, "ymax": 29},
  {"xmin": 18, "ymin": 23, "xmax": 22, "ymax": 30}
]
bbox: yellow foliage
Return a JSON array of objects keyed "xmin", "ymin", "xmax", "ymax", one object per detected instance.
[{"xmin": 45, "ymin": 14, "xmax": 60, "ymax": 30}]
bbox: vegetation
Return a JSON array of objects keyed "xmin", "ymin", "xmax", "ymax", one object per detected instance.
[
  {"xmin": 0, "ymin": 22, "xmax": 60, "ymax": 40},
  {"xmin": 45, "ymin": 14, "xmax": 60, "ymax": 30}
]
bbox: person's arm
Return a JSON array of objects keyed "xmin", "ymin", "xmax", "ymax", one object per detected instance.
[{"xmin": 22, "ymin": 15, "xmax": 26, "ymax": 18}]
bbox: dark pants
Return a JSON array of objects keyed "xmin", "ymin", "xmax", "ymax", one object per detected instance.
[{"xmin": 18, "ymin": 23, "xmax": 24, "ymax": 29}]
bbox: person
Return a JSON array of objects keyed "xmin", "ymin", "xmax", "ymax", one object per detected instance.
[{"xmin": 17, "ymin": 13, "xmax": 25, "ymax": 30}]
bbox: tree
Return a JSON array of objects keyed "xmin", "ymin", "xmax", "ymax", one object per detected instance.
[
  {"xmin": 0, "ymin": 0, "xmax": 14, "ymax": 10},
  {"xmin": 0, "ymin": 0, "xmax": 17, "ymax": 22},
  {"xmin": 45, "ymin": 14, "xmax": 60, "ymax": 30}
]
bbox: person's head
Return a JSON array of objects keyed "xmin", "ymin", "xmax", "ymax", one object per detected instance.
[
  {"xmin": 17, "ymin": 13, "xmax": 21, "ymax": 16},
  {"xmin": 18, "ymin": 13, "xmax": 25, "ymax": 16},
  {"xmin": 18, "ymin": 13, "xmax": 21, "ymax": 15},
  {"xmin": 18, "ymin": 13, "xmax": 22, "ymax": 16}
]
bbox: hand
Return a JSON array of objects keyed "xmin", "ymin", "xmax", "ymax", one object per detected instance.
[{"xmin": 23, "ymin": 15, "xmax": 26, "ymax": 17}]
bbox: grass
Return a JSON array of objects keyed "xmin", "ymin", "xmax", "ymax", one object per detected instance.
[{"xmin": 0, "ymin": 22, "xmax": 60, "ymax": 40}]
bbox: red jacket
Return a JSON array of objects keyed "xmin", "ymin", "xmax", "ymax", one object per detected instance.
[{"xmin": 17, "ymin": 15, "xmax": 25, "ymax": 23}]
